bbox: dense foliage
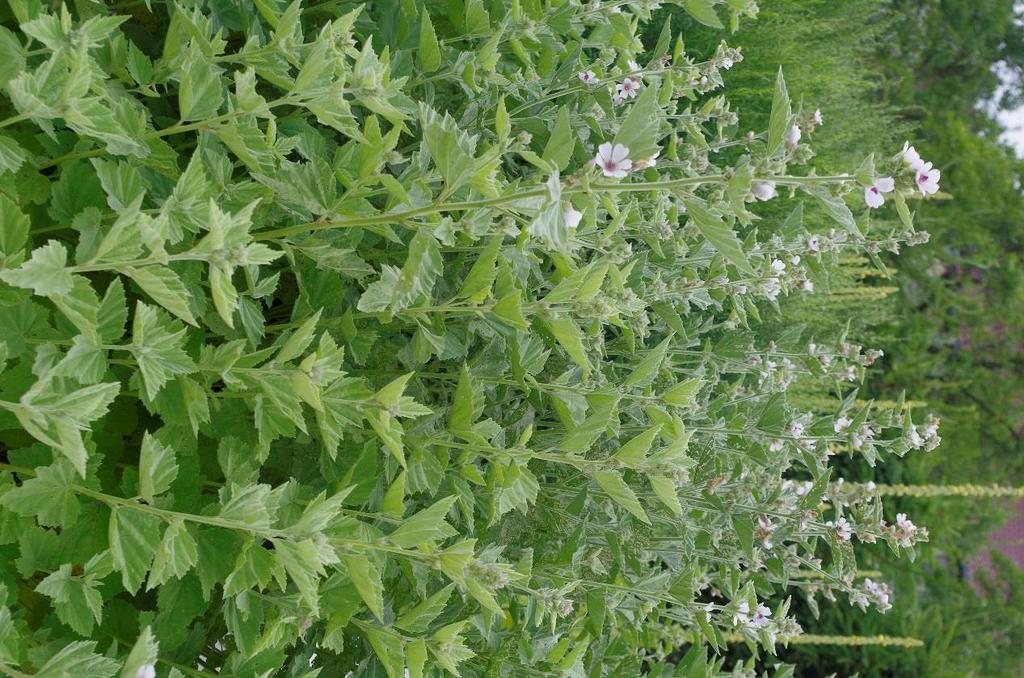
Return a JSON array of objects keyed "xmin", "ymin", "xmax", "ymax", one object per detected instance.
[{"xmin": 0, "ymin": 1, "xmax": 954, "ymax": 676}]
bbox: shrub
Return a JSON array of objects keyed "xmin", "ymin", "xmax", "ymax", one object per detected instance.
[{"xmin": 0, "ymin": 1, "xmax": 946, "ymax": 675}]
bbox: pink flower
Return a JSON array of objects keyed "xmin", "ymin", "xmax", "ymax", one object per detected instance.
[
  {"xmin": 578, "ymin": 70, "xmax": 597, "ymax": 85},
  {"xmin": 864, "ymin": 176, "xmax": 895, "ymax": 208},
  {"xmin": 616, "ymin": 78, "xmax": 641, "ymax": 99},
  {"xmin": 915, "ymin": 162, "xmax": 941, "ymax": 196},
  {"xmin": 594, "ymin": 143, "xmax": 632, "ymax": 178}
]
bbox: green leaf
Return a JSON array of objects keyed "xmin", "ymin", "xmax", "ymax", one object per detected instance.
[
  {"xmin": 0, "ymin": 241, "xmax": 73, "ymax": 296},
  {"xmin": 178, "ymin": 44, "xmax": 224, "ymax": 122},
  {"xmin": 613, "ymin": 426, "xmax": 660, "ymax": 469},
  {"xmin": 388, "ymin": 496, "xmax": 458, "ymax": 547},
  {"xmin": 612, "ymin": 82, "xmax": 662, "ymax": 163},
  {"xmin": 109, "ymin": 506, "xmax": 162, "ymax": 594},
  {"xmin": 344, "ymin": 553, "xmax": 384, "ymax": 620},
  {"xmin": 542, "ymin": 106, "xmax": 575, "ymax": 171},
  {"xmin": 395, "ymin": 583, "xmax": 455, "ymax": 633},
  {"xmin": 766, "ymin": 67, "xmax": 792, "ymax": 157},
  {"xmin": 0, "ymin": 461, "xmax": 81, "ymax": 528},
  {"xmin": 419, "ymin": 10, "xmax": 442, "ymax": 73},
  {"xmin": 420, "ymin": 104, "xmax": 479, "ymax": 193},
  {"xmin": 558, "ymin": 398, "xmax": 618, "ymax": 454},
  {"xmin": 623, "ymin": 336, "xmax": 671, "ymax": 388},
  {"xmin": 273, "ymin": 538, "xmax": 326, "ymax": 614},
  {"xmin": 119, "ymin": 627, "xmax": 158, "ymax": 678},
  {"xmin": 807, "ymin": 185, "xmax": 861, "ymax": 236},
  {"xmin": 365, "ymin": 626, "xmax": 405, "ymax": 678},
  {"xmin": 147, "ymin": 518, "xmax": 198, "ymax": 587},
  {"xmin": 546, "ymin": 317, "xmax": 591, "ymax": 378},
  {"xmin": 593, "ymin": 470, "xmax": 650, "ymax": 524},
  {"xmin": 649, "ymin": 475, "xmax": 683, "ymax": 516},
  {"xmin": 35, "ymin": 564, "xmax": 103, "ymax": 635},
  {"xmin": 275, "ymin": 310, "xmax": 322, "ymax": 363},
  {"xmin": 138, "ymin": 432, "xmax": 178, "ymax": 504},
  {"xmin": 495, "ymin": 96, "xmax": 510, "ymax": 143},
  {"xmin": 448, "ymin": 364, "xmax": 476, "ymax": 434},
  {"xmin": 662, "ymin": 378, "xmax": 703, "ymax": 405},
  {"xmin": 457, "ymin": 235, "xmax": 501, "ymax": 303},
  {"xmin": 124, "ymin": 266, "xmax": 197, "ymax": 326},
  {"xmin": 684, "ymin": 0, "xmax": 724, "ymax": 28},
  {"xmin": 491, "ymin": 290, "xmax": 529, "ymax": 329},
  {"xmin": 34, "ymin": 641, "xmax": 120, "ymax": 678},
  {"xmin": 132, "ymin": 302, "xmax": 196, "ymax": 400},
  {"xmin": 683, "ymin": 198, "xmax": 753, "ymax": 274},
  {"xmin": 0, "ymin": 194, "xmax": 29, "ymax": 261}
]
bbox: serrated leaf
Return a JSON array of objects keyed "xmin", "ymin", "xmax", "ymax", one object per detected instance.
[
  {"xmin": 395, "ymin": 583, "xmax": 454, "ymax": 633},
  {"xmin": 418, "ymin": 10, "xmax": 442, "ymax": 73},
  {"xmin": 457, "ymin": 236, "xmax": 501, "ymax": 303},
  {"xmin": 119, "ymin": 627, "xmax": 158, "ymax": 678},
  {"xmin": 542, "ymin": 106, "xmax": 575, "ymax": 171},
  {"xmin": 649, "ymin": 475, "xmax": 683, "ymax": 517},
  {"xmin": 148, "ymin": 518, "xmax": 198, "ymax": 587},
  {"xmin": 389, "ymin": 496, "xmax": 458, "ymax": 547},
  {"xmin": 0, "ymin": 241, "xmax": 73, "ymax": 296},
  {"xmin": 662, "ymin": 378, "xmax": 703, "ymax": 405},
  {"xmin": 613, "ymin": 426, "xmax": 660, "ymax": 469},
  {"xmin": 612, "ymin": 82, "xmax": 662, "ymax": 163},
  {"xmin": 546, "ymin": 317, "xmax": 591, "ymax": 378},
  {"xmin": 109, "ymin": 506, "xmax": 162, "ymax": 594},
  {"xmin": 683, "ymin": 198, "xmax": 753, "ymax": 274},
  {"xmin": 344, "ymin": 553, "xmax": 384, "ymax": 620},
  {"xmin": 623, "ymin": 336, "xmax": 671, "ymax": 388},
  {"xmin": 138, "ymin": 432, "xmax": 178, "ymax": 504},
  {"xmin": 124, "ymin": 266, "xmax": 197, "ymax": 326},
  {"xmin": 684, "ymin": 0, "xmax": 724, "ymax": 28},
  {"xmin": 593, "ymin": 470, "xmax": 650, "ymax": 524},
  {"xmin": 767, "ymin": 67, "xmax": 791, "ymax": 156},
  {"xmin": 132, "ymin": 302, "xmax": 196, "ymax": 400}
]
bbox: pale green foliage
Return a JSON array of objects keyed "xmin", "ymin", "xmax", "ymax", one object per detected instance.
[{"xmin": 0, "ymin": 0, "xmax": 937, "ymax": 676}]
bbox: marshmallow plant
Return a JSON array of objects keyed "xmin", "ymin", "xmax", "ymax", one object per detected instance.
[{"xmin": 0, "ymin": 1, "xmax": 941, "ymax": 675}]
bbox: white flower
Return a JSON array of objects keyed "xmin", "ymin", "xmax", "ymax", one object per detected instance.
[
  {"xmin": 786, "ymin": 124, "xmax": 802, "ymax": 148},
  {"xmin": 829, "ymin": 517, "xmax": 853, "ymax": 541},
  {"xmin": 751, "ymin": 180, "xmax": 777, "ymax": 201},
  {"xmin": 594, "ymin": 143, "xmax": 632, "ymax": 178},
  {"xmin": 616, "ymin": 78, "xmax": 641, "ymax": 99},
  {"xmin": 800, "ymin": 279, "xmax": 814, "ymax": 291},
  {"xmin": 762, "ymin": 277, "xmax": 781, "ymax": 301},
  {"xmin": 627, "ymin": 59, "xmax": 642, "ymax": 73},
  {"xmin": 612, "ymin": 94, "xmax": 625, "ymax": 106},
  {"xmin": 136, "ymin": 666, "xmax": 156, "ymax": 678},
  {"xmin": 865, "ymin": 480, "xmax": 877, "ymax": 492},
  {"xmin": 704, "ymin": 603, "xmax": 715, "ymax": 621},
  {"xmin": 733, "ymin": 601, "xmax": 750, "ymax": 626},
  {"xmin": 807, "ymin": 234, "xmax": 821, "ymax": 252},
  {"xmin": 770, "ymin": 259, "xmax": 786, "ymax": 274},
  {"xmin": 788, "ymin": 421, "xmax": 805, "ymax": 437},
  {"xmin": 749, "ymin": 604, "xmax": 772, "ymax": 629},
  {"xmin": 789, "ymin": 255, "xmax": 801, "ymax": 265},
  {"xmin": 915, "ymin": 162, "xmax": 941, "ymax": 196},
  {"xmin": 834, "ymin": 415, "xmax": 852, "ymax": 433},
  {"xmin": 578, "ymin": 70, "xmax": 597, "ymax": 84},
  {"xmin": 906, "ymin": 426, "xmax": 924, "ymax": 449},
  {"xmin": 720, "ymin": 56, "xmax": 735, "ymax": 70},
  {"xmin": 894, "ymin": 513, "xmax": 918, "ymax": 547},
  {"xmin": 864, "ymin": 176, "xmax": 895, "ymax": 208},
  {"xmin": 769, "ymin": 439, "xmax": 785, "ymax": 452},
  {"xmin": 811, "ymin": 109, "xmax": 823, "ymax": 125},
  {"xmin": 564, "ymin": 205, "xmax": 583, "ymax": 229},
  {"xmin": 900, "ymin": 141, "xmax": 925, "ymax": 171}
]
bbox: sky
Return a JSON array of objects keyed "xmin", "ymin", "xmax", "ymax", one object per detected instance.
[{"xmin": 997, "ymin": 106, "xmax": 1024, "ymax": 156}]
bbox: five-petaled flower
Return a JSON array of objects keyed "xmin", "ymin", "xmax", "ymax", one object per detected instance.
[
  {"xmin": 828, "ymin": 516, "xmax": 853, "ymax": 541},
  {"xmin": 734, "ymin": 601, "xmax": 772, "ymax": 629},
  {"xmin": 616, "ymin": 78, "xmax": 641, "ymax": 99},
  {"xmin": 578, "ymin": 70, "xmax": 597, "ymax": 85},
  {"xmin": 864, "ymin": 176, "xmax": 895, "ymax": 208},
  {"xmin": 915, "ymin": 162, "xmax": 941, "ymax": 196},
  {"xmin": 594, "ymin": 143, "xmax": 632, "ymax": 178}
]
